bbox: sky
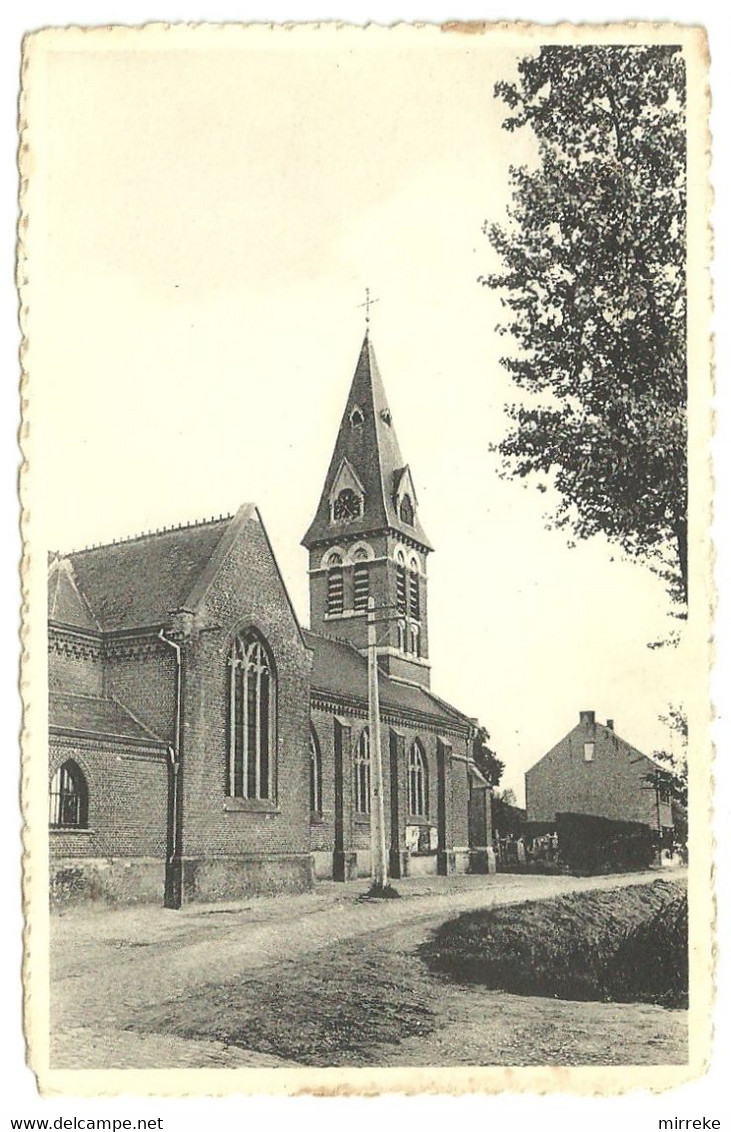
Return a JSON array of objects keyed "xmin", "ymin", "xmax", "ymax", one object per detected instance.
[{"xmin": 27, "ymin": 26, "xmax": 689, "ymax": 799}]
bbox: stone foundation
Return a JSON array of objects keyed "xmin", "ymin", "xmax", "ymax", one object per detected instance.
[
  {"xmin": 50, "ymin": 857, "xmax": 165, "ymax": 908},
  {"xmin": 181, "ymin": 853, "xmax": 314, "ymax": 902}
]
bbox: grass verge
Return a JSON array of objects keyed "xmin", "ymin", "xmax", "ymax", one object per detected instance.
[{"xmin": 420, "ymin": 878, "xmax": 687, "ymax": 1007}]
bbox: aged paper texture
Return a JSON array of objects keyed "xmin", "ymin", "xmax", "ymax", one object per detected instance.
[{"xmin": 19, "ymin": 21, "xmax": 713, "ymax": 1096}]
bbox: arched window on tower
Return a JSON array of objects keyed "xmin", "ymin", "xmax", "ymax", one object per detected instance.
[
  {"xmin": 399, "ymin": 494, "xmax": 414, "ymax": 526},
  {"xmin": 326, "ymin": 553, "xmax": 344, "ymax": 615},
  {"xmin": 408, "ymin": 740, "xmax": 428, "ymax": 817},
  {"xmin": 352, "ymin": 549, "xmax": 370, "ymax": 612},
  {"xmin": 410, "ymin": 624, "xmax": 420, "ymax": 657},
  {"xmin": 227, "ymin": 630, "xmax": 276, "ymax": 800},
  {"xmin": 409, "ymin": 558, "xmax": 420, "ymax": 620},
  {"xmin": 310, "ymin": 726, "xmax": 323, "ymax": 815},
  {"xmin": 354, "ymin": 729, "xmax": 371, "ymax": 814},
  {"xmin": 49, "ymin": 759, "xmax": 88, "ymax": 828},
  {"xmin": 397, "ymin": 620, "xmax": 406, "ymax": 652},
  {"xmin": 395, "ymin": 550, "xmax": 407, "ymax": 615}
]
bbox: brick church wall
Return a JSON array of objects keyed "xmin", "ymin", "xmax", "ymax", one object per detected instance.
[
  {"xmin": 177, "ymin": 514, "xmax": 314, "ymax": 901},
  {"xmin": 49, "ymin": 740, "xmax": 167, "ymax": 906},
  {"xmin": 105, "ymin": 643, "xmax": 176, "ymax": 743},
  {"xmin": 48, "ymin": 641, "xmax": 104, "ymax": 696}
]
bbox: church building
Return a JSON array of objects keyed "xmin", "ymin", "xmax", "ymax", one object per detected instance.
[{"xmin": 48, "ymin": 333, "xmax": 492, "ymax": 906}]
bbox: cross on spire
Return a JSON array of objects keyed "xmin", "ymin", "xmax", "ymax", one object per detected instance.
[{"xmin": 358, "ymin": 287, "xmax": 380, "ymax": 328}]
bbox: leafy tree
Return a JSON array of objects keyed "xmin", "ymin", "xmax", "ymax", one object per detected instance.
[
  {"xmin": 647, "ymin": 705, "xmax": 688, "ymax": 845},
  {"xmin": 472, "ymin": 726, "xmax": 504, "ymax": 787},
  {"xmin": 483, "ymin": 46, "xmax": 687, "ymax": 603}
]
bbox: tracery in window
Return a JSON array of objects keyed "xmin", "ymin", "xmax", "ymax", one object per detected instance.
[
  {"xmin": 354, "ymin": 729, "xmax": 371, "ymax": 814},
  {"xmin": 408, "ymin": 740, "xmax": 428, "ymax": 817},
  {"xmin": 333, "ymin": 488, "xmax": 362, "ymax": 523},
  {"xmin": 228, "ymin": 630, "xmax": 276, "ymax": 800},
  {"xmin": 49, "ymin": 760, "xmax": 88, "ymax": 828}
]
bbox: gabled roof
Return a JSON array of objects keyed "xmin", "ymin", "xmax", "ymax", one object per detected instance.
[
  {"xmin": 302, "ymin": 333, "xmax": 432, "ymax": 550},
  {"xmin": 525, "ymin": 718, "xmax": 665, "ymax": 777},
  {"xmin": 58, "ymin": 515, "xmax": 234, "ymax": 632},
  {"xmin": 304, "ymin": 629, "xmax": 471, "ymax": 733},
  {"xmin": 49, "ymin": 692, "xmax": 166, "ymax": 748}
]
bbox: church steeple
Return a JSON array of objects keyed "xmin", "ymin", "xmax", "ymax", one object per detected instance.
[{"xmin": 303, "ymin": 333, "xmax": 432, "ymax": 686}]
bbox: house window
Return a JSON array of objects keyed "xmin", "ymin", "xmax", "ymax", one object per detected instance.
[
  {"xmin": 583, "ymin": 742, "xmax": 595, "ymax": 762},
  {"xmin": 353, "ymin": 563, "xmax": 370, "ymax": 611},
  {"xmin": 310, "ymin": 726, "xmax": 323, "ymax": 814},
  {"xmin": 49, "ymin": 760, "xmax": 88, "ymax": 828},
  {"xmin": 333, "ymin": 488, "xmax": 362, "ymax": 523},
  {"xmin": 410, "ymin": 625, "xmax": 420, "ymax": 656},
  {"xmin": 228, "ymin": 630, "xmax": 276, "ymax": 799},
  {"xmin": 327, "ymin": 564, "xmax": 344, "ymax": 615},
  {"xmin": 354, "ymin": 729, "xmax": 370, "ymax": 814},
  {"xmin": 409, "ymin": 566, "xmax": 420, "ymax": 620},
  {"xmin": 408, "ymin": 740, "xmax": 428, "ymax": 817},
  {"xmin": 399, "ymin": 494, "xmax": 414, "ymax": 526},
  {"xmin": 396, "ymin": 551, "xmax": 407, "ymax": 615}
]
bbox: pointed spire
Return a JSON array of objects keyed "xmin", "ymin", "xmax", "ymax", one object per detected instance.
[{"xmin": 302, "ymin": 333, "xmax": 431, "ymax": 550}]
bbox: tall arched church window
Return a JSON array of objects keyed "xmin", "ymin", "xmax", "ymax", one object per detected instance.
[
  {"xmin": 399, "ymin": 494, "xmax": 414, "ymax": 526},
  {"xmin": 310, "ymin": 726, "xmax": 323, "ymax": 814},
  {"xmin": 228, "ymin": 630, "xmax": 276, "ymax": 800},
  {"xmin": 396, "ymin": 550, "xmax": 407, "ymax": 615},
  {"xmin": 409, "ymin": 561, "xmax": 420, "ymax": 620},
  {"xmin": 408, "ymin": 740, "xmax": 428, "ymax": 817},
  {"xmin": 333, "ymin": 488, "xmax": 362, "ymax": 523},
  {"xmin": 354, "ymin": 729, "xmax": 371, "ymax": 814},
  {"xmin": 327, "ymin": 558, "xmax": 344, "ymax": 615},
  {"xmin": 49, "ymin": 760, "xmax": 88, "ymax": 828}
]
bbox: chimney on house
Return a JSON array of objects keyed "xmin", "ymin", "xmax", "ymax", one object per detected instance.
[
  {"xmin": 606, "ymin": 719, "xmax": 615, "ymax": 730},
  {"xmin": 579, "ymin": 710, "xmax": 596, "ymax": 725}
]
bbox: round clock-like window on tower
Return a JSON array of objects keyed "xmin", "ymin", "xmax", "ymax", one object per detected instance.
[{"xmin": 333, "ymin": 488, "xmax": 362, "ymax": 522}]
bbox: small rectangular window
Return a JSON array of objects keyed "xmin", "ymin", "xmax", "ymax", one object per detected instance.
[{"xmin": 584, "ymin": 742, "xmax": 595, "ymax": 762}]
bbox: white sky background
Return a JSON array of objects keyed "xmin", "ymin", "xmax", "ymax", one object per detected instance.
[{"xmin": 33, "ymin": 29, "xmax": 687, "ymax": 798}]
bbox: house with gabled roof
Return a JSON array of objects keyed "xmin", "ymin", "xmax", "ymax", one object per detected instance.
[
  {"xmin": 525, "ymin": 710, "xmax": 675, "ymax": 839},
  {"xmin": 48, "ymin": 333, "xmax": 492, "ymax": 906}
]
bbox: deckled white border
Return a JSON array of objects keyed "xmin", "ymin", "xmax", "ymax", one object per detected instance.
[{"xmin": 17, "ymin": 19, "xmax": 713, "ymax": 1099}]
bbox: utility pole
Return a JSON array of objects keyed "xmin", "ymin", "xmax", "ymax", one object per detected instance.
[{"xmin": 367, "ymin": 596, "xmax": 388, "ymax": 890}]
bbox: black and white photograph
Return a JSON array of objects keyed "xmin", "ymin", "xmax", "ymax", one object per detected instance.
[{"xmin": 16, "ymin": 18, "xmax": 716, "ymax": 1099}]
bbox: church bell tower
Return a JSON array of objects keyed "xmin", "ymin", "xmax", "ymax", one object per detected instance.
[{"xmin": 302, "ymin": 332, "xmax": 432, "ymax": 687}]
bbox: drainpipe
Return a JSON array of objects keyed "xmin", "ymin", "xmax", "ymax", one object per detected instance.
[{"xmin": 159, "ymin": 628, "xmax": 183, "ymax": 908}]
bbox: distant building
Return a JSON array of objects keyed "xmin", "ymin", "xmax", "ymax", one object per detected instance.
[{"xmin": 525, "ymin": 710, "xmax": 674, "ymax": 839}]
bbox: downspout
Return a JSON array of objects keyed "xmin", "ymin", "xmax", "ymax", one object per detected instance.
[{"xmin": 159, "ymin": 628, "xmax": 183, "ymax": 908}]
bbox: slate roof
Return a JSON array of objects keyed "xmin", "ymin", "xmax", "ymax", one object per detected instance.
[
  {"xmin": 304, "ymin": 629, "xmax": 472, "ymax": 732},
  {"xmin": 63, "ymin": 516, "xmax": 234, "ymax": 632},
  {"xmin": 49, "ymin": 692, "xmax": 166, "ymax": 747},
  {"xmin": 302, "ymin": 333, "xmax": 432, "ymax": 550}
]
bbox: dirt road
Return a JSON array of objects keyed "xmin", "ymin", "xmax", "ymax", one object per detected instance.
[{"xmin": 50, "ymin": 870, "xmax": 687, "ymax": 1069}]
